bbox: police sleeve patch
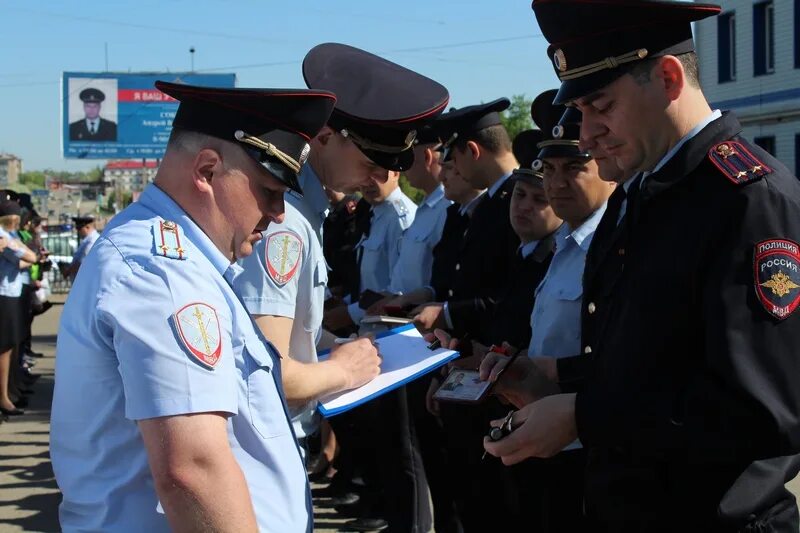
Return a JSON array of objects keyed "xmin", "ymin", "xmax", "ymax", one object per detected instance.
[
  {"xmin": 708, "ymin": 141, "xmax": 772, "ymax": 185},
  {"xmin": 265, "ymin": 230, "xmax": 303, "ymax": 286},
  {"xmin": 754, "ymin": 239, "xmax": 800, "ymax": 320},
  {"xmin": 174, "ymin": 302, "xmax": 222, "ymax": 368}
]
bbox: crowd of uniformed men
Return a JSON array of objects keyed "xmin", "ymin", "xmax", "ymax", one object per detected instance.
[{"xmin": 47, "ymin": 1, "xmax": 800, "ymax": 532}]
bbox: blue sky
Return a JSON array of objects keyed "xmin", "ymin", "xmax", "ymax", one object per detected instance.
[{"xmin": 0, "ymin": 0, "xmax": 557, "ymax": 172}]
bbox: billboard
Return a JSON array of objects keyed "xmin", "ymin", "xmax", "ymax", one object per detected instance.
[{"xmin": 62, "ymin": 72, "xmax": 236, "ymax": 160}]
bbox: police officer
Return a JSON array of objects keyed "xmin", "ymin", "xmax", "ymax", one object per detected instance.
[
  {"xmin": 69, "ymin": 88, "xmax": 118, "ymax": 142},
  {"xmin": 61, "ymin": 215, "xmax": 98, "ymax": 279},
  {"xmin": 481, "ymin": 126, "xmax": 562, "ymax": 349},
  {"xmin": 496, "ymin": 94, "xmax": 615, "ymax": 533},
  {"xmin": 0, "ymin": 200, "xmax": 38, "ymax": 417},
  {"xmin": 323, "ymin": 170, "xmax": 417, "ymax": 329},
  {"xmin": 483, "ymin": 1, "xmax": 800, "ymax": 531},
  {"xmin": 371, "ymin": 126, "xmax": 453, "ymax": 309},
  {"xmin": 379, "ymin": 115, "xmax": 484, "ymax": 312},
  {"xmin": 412, "ymin": 99, "xmax": 520, "ymax": 339},
  {"xmin": 234, "ymin": 43, "xmax": 448, "ymax": 532},
  {"xmin": 50, "ymin": 81, "xmax": 344, "ymax": 532}
]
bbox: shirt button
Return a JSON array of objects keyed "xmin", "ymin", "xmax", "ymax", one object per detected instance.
[
  {"xmin": 588, "ymin": 302, "xmax": 596, "ymax": 314},
  {"xmin": 448, "ymin": 289, "xmax": 454, "ymax": 297},
  {"xmin": 584, "ymin": 346, "xmax": 592, "ymax": 354},
  {"xmin": 455, "ymin": 263, "xmax": 460, "ymax": 271},
  {"xmin": 618, "ymin": 248, "xmax": 625, "ymax": 256}
]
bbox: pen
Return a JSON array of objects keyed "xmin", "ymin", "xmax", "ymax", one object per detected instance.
[{"xmin": 335, "ymin": 336, "xmax": 380, "ymax": 349}]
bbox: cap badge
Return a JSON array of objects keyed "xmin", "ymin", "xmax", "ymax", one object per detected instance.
[
  {"xmin": 299, "ymin": 143, "xmax": 311, "ymax": 166},
  {"xmin": 554, "ymin": 49, "xmax": 567, "ymax": 72},
  {"xmin": 532, "ymin": 159, "xmax": 543, "ymax": 171},
  {"xmin": 552, "ymin": 125, "xmax": 565, "ymax": 139}
]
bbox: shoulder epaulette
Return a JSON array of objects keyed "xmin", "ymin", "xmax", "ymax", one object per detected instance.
[
  {"xmin": 152, "ymin": 220, "xmax": 187, "ymax": 260},
  {"xmin": 708, "ymin": 141, "xmax": 772, "ymax": 186}
]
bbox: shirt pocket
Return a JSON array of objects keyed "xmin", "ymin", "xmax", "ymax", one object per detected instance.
[
  {"xmin": 404, "ymin": 224, "xmax": 436, "ymax": 253},
  {"xmin": 244, "ymin": 337, "xmax": 291, "ymax": 440},
  {"xmin": 359, "ymin": 237, "xmax": 384, "ymax": 273},
  {"xmin": 304, "ymin": 260, "xmax": 328, "ymax": 333}
]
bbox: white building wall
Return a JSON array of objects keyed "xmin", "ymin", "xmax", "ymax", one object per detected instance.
[{"xmin": 695, "ymin": 0, "xmax": 800, "ymax": 175}]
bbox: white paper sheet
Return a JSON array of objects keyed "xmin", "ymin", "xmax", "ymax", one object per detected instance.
[{"xmin": 317, "ymin": 324, "xmax": 459, "ymax": 417}]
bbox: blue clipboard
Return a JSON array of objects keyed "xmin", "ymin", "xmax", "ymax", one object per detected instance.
[{"xmin": 317, "ymin": 324, "xmax": 459, "ymax": 417}]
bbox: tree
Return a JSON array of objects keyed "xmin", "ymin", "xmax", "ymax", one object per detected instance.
[
  {"xmin": 399, "ymin": 175, "xmax": 424, "ymax": 204},
  {"xmin": 500, "ymin": 94, "xmax": 534, "ymax": 140},
  {"xmin": 19, "ymin": 171, "xmax": 46, "ymax": 188}
]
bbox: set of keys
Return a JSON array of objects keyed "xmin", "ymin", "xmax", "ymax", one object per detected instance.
[{"xmin": 481, "ymin": 409, "xmax": 515, "ymax": 460}]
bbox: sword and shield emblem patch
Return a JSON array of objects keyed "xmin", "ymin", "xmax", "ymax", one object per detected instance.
[
  {"xmin": 754, "ymin": 239, "xmax": 800, "ymax": 320},
  {"xmin": 265, "ymin": 231, "xmax": 303, "ymax": 286},
  {"xmin": 174, "ymin": 302, "xmax": 223, "ymax": 368}
]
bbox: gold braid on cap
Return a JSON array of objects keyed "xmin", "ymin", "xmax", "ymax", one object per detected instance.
[
  {"xmin": 340, "ymin": 128, "xmax": 417, "ymax": 154},
  {"xmin": 234, "ymin": 130, "xmax": 301, "ymax": 174},
  {"xmin": 558, "ymin": 48, "xmax": 649, "ymax": 81}
]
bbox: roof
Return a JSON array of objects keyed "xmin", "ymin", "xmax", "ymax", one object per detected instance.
[{"xmin": 104, "ymin": 160, "xmax": 160, "ymax": 170}]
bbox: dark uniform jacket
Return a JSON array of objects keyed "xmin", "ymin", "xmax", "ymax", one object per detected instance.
[
  {"xmin": 430, "ymin": 203, "xmax": 470, "ymax": 301},
  {"xmin": 69, "ymin": 118, "xmax": 117, "ymax": 142},
  {"xmin": 323, "ymin": 196, "xmax": 370, "ymax": 301},
  {"xmin": 481, "ymin": 233, "xmax": 556, "ymax": 347},
  {"xmin": 558, "ymin": 112, "xmax": 800, "ymax": 531},
  {"xmin": 447, "ymin": 176, "xmax": 520, "ymax": 336}
]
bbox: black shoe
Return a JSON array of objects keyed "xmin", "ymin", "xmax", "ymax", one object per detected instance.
[
  {"xmin": 26, "ymin": 350, "xmax": 45, "ymax": 358},
  {"xmin": 0, "ymin": 406, "xmax": 24, "ymax": 416},
  {"xmin": 32, "ymin": 301, "xmax": 53, "ymax": 317},
  {"xmin": 344, "ymin": 517, "xmax": 388, "ymax": 531},
  {"xmin": 328, "ymin": 492, "xmax": 360, "ymax": 507}
]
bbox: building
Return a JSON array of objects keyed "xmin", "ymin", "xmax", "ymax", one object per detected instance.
[
  {"xmin": 103, "ymin": 160, "xmax": 159, "ymax": 193},
  {"xmin": 0, "ymin": 153, "xmax": 22, "ymax": 186},
  {"xmin": 695, "ymin": 0, "xmax": 800, "ymax": 175}
]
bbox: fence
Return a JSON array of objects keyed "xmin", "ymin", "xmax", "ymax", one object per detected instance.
[{"xmin": 40, "ymin": 233, "xmax": 75, "ymax": 294}]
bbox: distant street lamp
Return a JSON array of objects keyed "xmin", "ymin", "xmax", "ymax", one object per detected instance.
[{"xmin": 190, "ymin": 47, "xmax": 195, "ymax": 72}]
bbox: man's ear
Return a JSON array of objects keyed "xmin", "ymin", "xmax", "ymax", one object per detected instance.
[
  {"xmin": 466, "ymin": 140, "xmax": 481, "ymax": 161},
  {"xmin": 657, "ymin": 55, "xmax": 685, "ymax": 102},
  {"xmin": 191, "ymin": 148, "xmax": 223, "ymax": 193},
  {"xmin": 314, "ymin": 126, "xmax": 334, "ymax": 147},
  {"xmin": 424, "ymin": 147, "xmax": 435, "ymax": 168}
]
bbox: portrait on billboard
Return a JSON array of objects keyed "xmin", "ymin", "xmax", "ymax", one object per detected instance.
[{"xmin": 68, "ymin": 78, "xmax": 118, "ymax": 142}]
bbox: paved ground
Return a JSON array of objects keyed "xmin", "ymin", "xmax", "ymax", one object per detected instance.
[{"xmin": 1, "ymin": 295, "xmax": 799, "ymax": 532}]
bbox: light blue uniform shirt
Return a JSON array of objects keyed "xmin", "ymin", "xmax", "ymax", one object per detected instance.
[
  {"xmin": 388, "ymin": 185, "xmax": 451, "ymax": 294},
  {"xmin": 528, "ymin": 202, "xmax": 607, "ymax": 452},
  {"xmin": 51, "ymin": 184, "xmax": 310, "ymax": 533},
  {"xmin": 235, "ymin": 163, "xmax": 329, "ymax": 440},
  {"xmin": 347, "ymin": 187, "xmax": 417, "ymax": 322},
  {"xmin": 71, "ymin": 228, "xmax": 99, "ymax": 264},
  {"xmin": 528, "ymin": 202, "xmax": 608, "ymax": 359},
  {"xmin": 0, "ymin": 228, "xmax": 27, "ymax": 297}
]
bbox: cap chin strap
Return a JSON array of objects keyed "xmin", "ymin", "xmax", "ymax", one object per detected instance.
[
  {"xmin": 340, "ymin": 128, "xmax": 417, "ymax": 154},
  {"xmin": 559, "ymin": 48, "xmax": 649, "ymax": 81},
  {"xmin": 536, "ymin": 139, "xmax": 581, "ymax": 148},
  {"xmin": 234, "ymin": 130, "xmax": 301, "ymax": 174}
]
